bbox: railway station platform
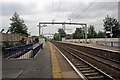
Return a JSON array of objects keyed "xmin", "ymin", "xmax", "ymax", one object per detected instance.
[
  {"xmin": 48, "ymin": 42, "xmax": 79, "ymax": 78},
  {"xmin": 2, "ymin": 42, "xmax": 52, "ymax": 79},
  {"xmin": 2, "ymin": 41, "xmax": 79, "ymax": 79},
  {"xmin": 62, "ymin": 41, "xmax": 120, "ymax": 52}
]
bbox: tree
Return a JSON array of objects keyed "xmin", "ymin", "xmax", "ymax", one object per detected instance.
[
  {"xmin": 88, "ymin": 25, "xmax": 97, "ymax": 38},
  {"xmin": 58, "ymin": 28, "xmax": 66, "ymax": 38},
  {"xmin": 103, "ymin": 15, "xmax": 120, "ymax": 37},
  {"xmin": 9, "ymin": 12, "xmax": 28, "ymax": 36},
  {"xmin": 53, "ymin": 33, "xmax": 61, "ymax": 41},
  {"xmin": 73, "ymin": 28, "xmax": 83, "ymax": 39},
  {"xmin": 35, "ymin": 36, "xmax": 39, "ymax": 43},
  {"xmin": 97, "ymin": 31, "xmax": 105, "ymax": 38},
  {"xmin": 65, "ymin": 34, "xmax": 73, "ymax": 39}
]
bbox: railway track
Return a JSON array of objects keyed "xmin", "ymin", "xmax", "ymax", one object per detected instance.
[
  {"xmin": 62, "ymin": 42, "xmax": 120, "ymax": 63},
  {"xmin": 52, "ymin": 41, "xmax": 120, "ymax": 80}
]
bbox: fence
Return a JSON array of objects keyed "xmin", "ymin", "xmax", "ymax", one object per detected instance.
[
  {"xmin": 65, "ymin": 38, "xmax": 120, "ymax": 48},
  {"xmin": 32, "ymin": 44, "xmax": 43, "ymax": 57},
  {"xmin": 4, "ymin": 43, "xmax": 33, "ymax": 58},
  {"xmin": 96, "ymin": 41, "xmax": 120, "ymax": 47},
  {"xmin": 3, "ymin": 43, "xmax": 43, "ymax": 59}
]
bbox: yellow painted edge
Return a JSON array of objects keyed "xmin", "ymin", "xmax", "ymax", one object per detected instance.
[{"xmin": 48, "ymin": 42, "xmax": 62, "ymax": 78}]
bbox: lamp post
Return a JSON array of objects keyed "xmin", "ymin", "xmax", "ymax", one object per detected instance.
[
  {"xmin": 38, "ymin": 24, "xmax": 41, "ymax": 38},
  {"xmin": 85, "ymin": 24, "xmax": 87, "ymax": 44},
  {"xmin": 81, "ymin": 25, "xmax": 87, "ymax": 43},
  {"xmin": 110, "ymin": 24, "xmax": 115, "ymax": 38}
]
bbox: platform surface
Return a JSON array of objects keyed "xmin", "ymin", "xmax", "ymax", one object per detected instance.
[
  {"xmin": 62, "ymin": 41, "xmax": 120, "ymax": 52},
  {"xmin": 49, "ymin": 42, "xmax": 79, "ymax": 78},
  {"xmin": 2, "ymin": 42, "xmax": 52, "ymax": 78},
  {"xmin": 2, "ymin": 41, "xmax": 80, "ymax": 79}
]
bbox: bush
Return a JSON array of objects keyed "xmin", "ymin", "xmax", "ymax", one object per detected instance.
[{"xmin": 35, "ymin": 37, "xmax": 39, "ymax": 43}]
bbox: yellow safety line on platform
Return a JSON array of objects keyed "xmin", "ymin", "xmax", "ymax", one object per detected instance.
[{"xmin": 48, "ymin": 42, "xmax": 62, "ymax": 78}]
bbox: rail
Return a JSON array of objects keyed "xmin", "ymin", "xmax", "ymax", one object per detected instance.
[
  {"xmin": 52, "ymin": 41, "xmax": 119, "ymax": 79},
  {"xmin": 55, "ymin": 44, "xmax": 115, "ymax": 80}
]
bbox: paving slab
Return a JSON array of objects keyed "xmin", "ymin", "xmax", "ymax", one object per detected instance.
[{"xmin": 3, "ymin": 70, "xmax": 23, "ymax": 78}]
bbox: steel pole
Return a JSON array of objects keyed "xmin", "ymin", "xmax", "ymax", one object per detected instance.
[
  {"xmin": 85, "ymin": 24, "xmax": 87, "ymax": 44},
  {"xmin": 38, "ymin": 24, "xmax": 41, "ymax": 44}
]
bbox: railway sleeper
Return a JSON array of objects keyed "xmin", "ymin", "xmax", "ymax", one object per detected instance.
[
  {"xmin": 84, "ymin": 72, "xmax": 99, "ymax": 76},
  {"xmin": 81, "ymin": 70, "xmax": 95, "ymax": 73},
  {"xmin": 55, "ymin": 43, "xmax": 116, "ymax": 80},
  {"xmin": 73, "ymin": 62, "xmax": 84, "ymax": 65},
  {"xmin": 87, "ymin": 76, "xmax": 104, "ymax": 80},
  {"xmin": 75, "ymin": 63, "xmax": 85, "ymax": 66},
  {"xmin": 76, "ymin": 65, "xmax": 88, "ymax": 68},
  {"xmin": 79, "ymin": 67, "xmax": 91, "ymax": 70}
]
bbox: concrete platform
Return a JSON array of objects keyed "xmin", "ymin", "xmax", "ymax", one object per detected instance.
[
  {"xmin": 62, "ymin": 42, "xmax": 120, "ymax": 53},
  {"xmin": 18, "ymin": 43, "xmax": 40, "ymax": 59},
  {"xmin": 49, "ymin": 42, "xmax": 79, "ymax": 78},
  {"xmin": 2, "ymin": 41, "xmax": 79, "ymax": 79},
  {"xmin": 2, "ymin": 42, "xmax": 52, "ymax": 79}
]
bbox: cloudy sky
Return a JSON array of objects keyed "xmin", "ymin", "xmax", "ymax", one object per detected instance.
[{"xmin": 0, "ymin": 0, "xmax": 119, "ymax": 36}]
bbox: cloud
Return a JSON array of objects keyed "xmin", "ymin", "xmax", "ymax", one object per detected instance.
[
  {"xmin": 1, "ymin": 2, "xmax": 39, "ymax": 16},
  {"xmin": 68, "ymin": 2, "xmax": 118, "ymax": 19},
  {"xmin": 1, "ymin": 1, "xmax": 119, "ymax": 35}
]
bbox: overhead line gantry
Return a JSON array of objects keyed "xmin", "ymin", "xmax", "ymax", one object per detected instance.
[{"xmin": 38, "ymin": 21, "xmax": 88, "ymax": 43}]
